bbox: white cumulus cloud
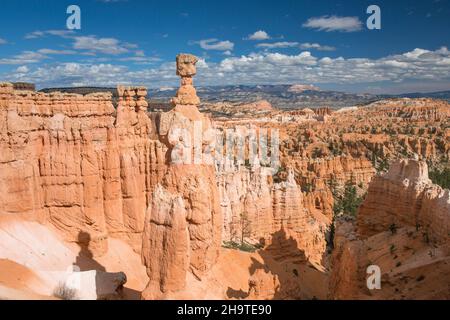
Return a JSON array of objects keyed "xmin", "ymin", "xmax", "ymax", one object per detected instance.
[
  {"xmin": 37, "ymin": 49, "xmax": 77, "ymax": 55},
  {"xmin": 73, "ymin": 36, "xmax": 131, "ymax": 55},
  {"xmin": 2, "ymin": 47, "xmax": 450, "ymax": 93},
  {"xmin": 25, "ymin": 30, "xmax": 75, "ymax": 39},
  {"xmin": 0, "ymin": 51, "xmax": 48, "ymax": 65},
  {"xmin": 299, "ymin": 43, "xmax": 336, "ymax": 51},
  {"xmin": 16, "ymin": 66, "xmax": 29, "ymax": 73},
  {"xmin": 197, "ymin": 39, "xmax": 234, "ymax": 51},
  {"xmin": 246, "ymin": 30, "xmax": 271, "ymax": 40},
  {"xmin": 256, "ymin": 42, "xmax": 299, "ymax": 49},
  {"xmin": 303, "ymin": 15, "xmax": 363, "ymax": 32},
  {"xmin": 256, "ymin": 42, "xmax": 335, "ymax": 51}
]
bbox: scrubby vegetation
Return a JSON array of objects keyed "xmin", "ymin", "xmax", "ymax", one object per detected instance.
[
  {"xmin": 327, "ymin": 180, "xmax": 365, "ymax": 251},
  {"xmin": 222, "ymin": 241, "xmax": 262, "ymax": 253},
  {"xmin": 53, "ymin": 282, "xmax": 78, "ymax": 300},
  {"xmin": 333, "ymin": 181, "xmax": 365, "ymax": 217},
  {"xmin": 429, "ymin": 167, "xmax": 450, "ymax": 189},
  {"xmin": 273, "ymin": 166, "xmax": 287, "ymax": 183},
  {"xmin": 224, "ymin": 211, "xmax": 263, "ymax": 252}
]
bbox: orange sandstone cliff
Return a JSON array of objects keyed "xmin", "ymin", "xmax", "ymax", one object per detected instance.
[
  {"xmin": 329, "ymin": 159, "xmax": 450, "ymax": 299},
  {"xmin": 0, "ymin": 82, "xmax": 165, "ymax": 255}
]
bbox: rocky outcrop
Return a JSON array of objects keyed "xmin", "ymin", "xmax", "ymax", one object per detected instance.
[
  {"xmin": 329, "ymin": 159, "xmax": 450, "ymax": 299},
  {"xmin": 141, "ymin": 185, "xmax": 189, "ymax": 298},
  {"xmin": 357, "ymin": 159, "xmax": 450, "ymax": 243},
  {"xmin": 171, "ymin": 54, "xmax": 201, "ymax": 107},
  {"xmin": 327, "ymin": 218, "xmax": 367, "ymax": 299},
  {"xmin": 218, "ymin": 164, "xmax": 330, "ymax": 266},
  {"xmin": 286, "ymin": 156, "xmax": 375, "ymax": 190}
]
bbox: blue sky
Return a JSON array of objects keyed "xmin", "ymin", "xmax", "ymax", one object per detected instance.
[{"xmin": 0, "ymin": 0, "xmax": 449, "ymax": 93}]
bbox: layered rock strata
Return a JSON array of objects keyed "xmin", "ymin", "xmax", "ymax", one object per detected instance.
[{"xmin": 218, "ymin": 164, "xmax": 330, "ymax": 266}]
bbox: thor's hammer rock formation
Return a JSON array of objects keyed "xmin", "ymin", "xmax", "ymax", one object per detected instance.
[{"xmin": 141, "ymin": 54, "xmax": 222, "ymax": 299}]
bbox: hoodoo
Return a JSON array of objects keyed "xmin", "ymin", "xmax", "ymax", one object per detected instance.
[{"xmin": 141, "ymin": 54, "xmax": 222, "ymax": 299}]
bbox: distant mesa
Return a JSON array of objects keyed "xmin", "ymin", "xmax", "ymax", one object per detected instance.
[
  {"xmin": 238, "ymin": 99, "xmax": 273, "ymax": 111},
  {"xmin": 288, "ymin": 84, "xmax": 320, "ymax": 93}
]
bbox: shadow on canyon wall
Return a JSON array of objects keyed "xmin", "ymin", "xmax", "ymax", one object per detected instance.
[
  {"xmin": 72, "ymin": 231, "xmax": 140, "ymax": 300},
  {"xmin": 226, "ymin": 228, "xmax": 328, "ymax": 300},
  {"xmin": 74, "ymin": 231, "xmax": 106, "ymax": 272}
]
